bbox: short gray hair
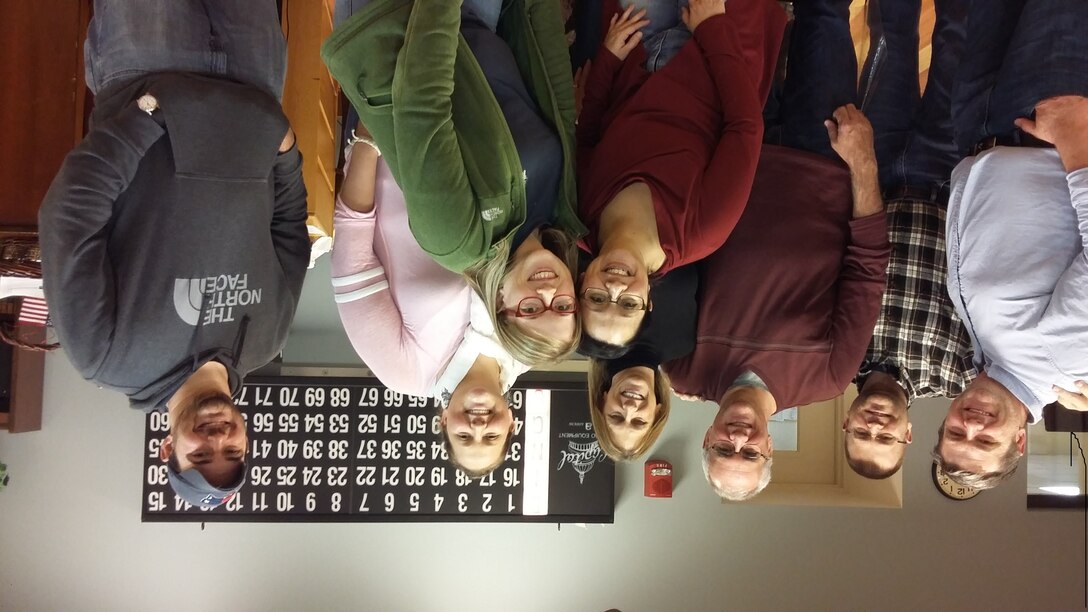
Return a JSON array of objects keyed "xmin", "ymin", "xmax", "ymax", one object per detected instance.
[
  {"xmin": 932, "ymin": 424, "xmax": 1022, "ymax": 490},
  {"xmin": 702, "ymin": 447, "xmax": 773, "ymax": 502}
]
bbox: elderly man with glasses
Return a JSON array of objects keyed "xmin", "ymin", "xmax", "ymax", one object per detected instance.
[{"xmin": 666, "ymin": 0, "xmax": 891, "ymax": 502}]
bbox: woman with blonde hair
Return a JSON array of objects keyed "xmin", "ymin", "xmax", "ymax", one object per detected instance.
[
  {"xmin": 583, "ymin": 265, "xmax": 697, "ymax": 460},
  {"xmin": 323, "ymin": 0, "xmax": 586, "ymax": 366}
]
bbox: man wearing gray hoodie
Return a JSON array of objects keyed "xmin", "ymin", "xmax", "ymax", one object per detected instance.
[{"xmin": 39, "ymin": 1, "xmax": 310, "ymax": 509}]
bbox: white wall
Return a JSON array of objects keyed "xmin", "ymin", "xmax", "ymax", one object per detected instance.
[{"xmin": 1, "ymin": 354, "xmax": 1084, "ymax": 612}]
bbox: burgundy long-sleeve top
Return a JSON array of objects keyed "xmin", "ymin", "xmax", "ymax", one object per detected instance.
[
  {"xmin": 577, "ymin": 2, "xmax": 787, "ymax": 274},
  {"xmin": 664, "ymin": 146, "xmax": 891, "ymax": 409}
]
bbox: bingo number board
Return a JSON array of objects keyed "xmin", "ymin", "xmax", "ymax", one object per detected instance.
[{"xmin": 141, "ymin": 376, "xmax": 615, "ymax": 523}]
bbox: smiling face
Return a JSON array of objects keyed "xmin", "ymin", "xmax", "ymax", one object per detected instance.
[
  {"xmin": 601, "ymin": 366, "xmax": 660, "ymax": 454},
  {"xmin": 441, "ymin": 386, "xmax": 514, "ymax": 475},
  {"xmin": 702, "ymin": 387, "xmax": 774, "ymax": 498},
  {"xmin": 579, "ymin": 248, "xmax": 650, "ymax": 346},
  {"xmin": 937, "ymin": 374, "xmax": 1027, "ymax": 476},
  {"xmin": 159, "ymin": 393, "xmax": 247, "ymax": 488},
  {"xmin": 843, "ymin": 384, "xmax": 911, "ymax": 478},
  {"xmin": 499, "ymin": 246, "xmax": 577, "ymax": 344}
]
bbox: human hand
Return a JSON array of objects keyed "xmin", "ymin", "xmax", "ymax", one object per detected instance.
[
  {"xmin": 604, "ymin": 6, "xmax": 650, "ymax": 61},
  {"xmin": 1015, "ymin": 96, "xmax": 1088, "ymax": 172},
  {"xmin": 826, "ymin": 104, "xmax": 877, "ymax": 173},
  {"xmin": 682, "ymin": 0, "xmax": 726, "ymax": 33},
  {"xmin": 1054, "ymin": 381, "xmax": 1088, "ymax": 412},
  {"xmin": 279, "ymin": 127, "xmax": 296, "ymax": 153},
  {"xmin": 574, "ymin": 60, "xmax": 591, "ymax": 120}
]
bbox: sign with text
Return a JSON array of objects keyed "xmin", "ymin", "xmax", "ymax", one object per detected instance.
[{"xmin": 141, "ymin": 377, "xmax": 614, "ymax": 523}]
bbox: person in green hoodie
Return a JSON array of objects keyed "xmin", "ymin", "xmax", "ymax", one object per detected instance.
[{"xmin": 324, "ymin": 0, "xmax": 588, "ymax": 367}]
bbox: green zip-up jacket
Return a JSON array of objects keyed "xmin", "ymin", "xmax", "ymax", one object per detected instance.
[{"xmin": 322, "ymin": 0, "xmax": 586, "ymax": 273}]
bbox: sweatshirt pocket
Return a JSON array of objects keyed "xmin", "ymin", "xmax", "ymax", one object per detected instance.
[{"xmin": 152, "ymin": 74, "xmax": 288, "ymax": 182}]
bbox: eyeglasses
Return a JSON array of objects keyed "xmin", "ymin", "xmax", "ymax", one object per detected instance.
[
  {"xmin": 845, "ymin": 426, "xmax": 908, "ymax": 445},
  {"xmin": 502, "ymin": 295, "xmax": 578, "ymax": 318},
  {"xmin": 709, "ymin": 441, "xmax": 770, "ymax": 462},
  {"xmin": 580, "ymin": 288, "xmax": 650, "ymax": 312}
]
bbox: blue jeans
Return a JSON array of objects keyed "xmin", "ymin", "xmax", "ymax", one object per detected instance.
[
  {"xmin": 763, "ymin": 0, "xmax": 857, "ymax": 160},
  {"xmin": 619, "ymin": 0, "xmax": 691, "ymax": 71},
  {"xmin": 85, "ymin": 0, "xmax": 286, "ymax": 100},
  {"xmin": 861, "ymin": 0, "xmax": 971, "ymax": 194},
  {"xmin": 953, "ymin": 0, "xmax": 1088, "ymax": 153}
]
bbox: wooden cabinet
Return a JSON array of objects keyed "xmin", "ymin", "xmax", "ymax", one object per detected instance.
[
  {"xmin": 0, "ymin": 0, "xmax": 91, "ymax": 228},
  {"xmin": 281, "ymin": 0, "xmax": 340, "ymax": 238}
]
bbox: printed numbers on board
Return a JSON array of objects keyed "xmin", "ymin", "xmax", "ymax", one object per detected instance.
[
  {"xmin": 279, "ymin": 387, "xmax": 300, "ymax": 407},
  {"xmin": 304, "ymin": 413, "xmax": 325, "ymax": 433},
  {"xmin": 358, "ymin": 387, "xmax": 379, "ymax": 407},
  {"xmin": 405, "ymin": 466, "xmax": 425, "ymax": 487},
  {"xmin": 407, "ymin": 414, "xmax": 427, "ymax": 434},
  {"xmin": 278, "ymin": 413, "xmax": 299, "ymax": 433},
  {"xmin": 330, "ymin": 413, "xmax": 350, "ymax": 434},
  {"xmin": 503, "ymin": 467, "xmax": 521, "ymax": 488},
  {"xmin": 329, "ymin": 439, "xmax": 349, "ymax": 461},
  {"xmin": 304, "ymin": 387, "xmax": 325, "ymax": 408},
  {"xmin": 383, "ymin": 389, "xmax": 404, "ymax": 408},
  {"xmin": 252, "ymin": 412, "xmax": 273, "ymax": 433},
  {"xmin": 357, "ymin": 439, "xmax": 377, "ymax": 460},
  {"xmin": 143, "ymin": 380, "xmax": 546, "ymax": 520},
  {"xmin": 357, "ymin": 413, "xmax": 378, "ymax": 434},
  {"xmin": 302, "ymin": 439, "xmax": 323, "ymax": 460},
  {"xmin": 330, "ymin": 387, "xmax": 350, "ymax": 408},
  {"xmin": 149, "ymin": 411, "xmax": 169, "ymax": 433},
  {"xmin": 406, "ymin": 439, "xmax": 426, "ymax": 461},
  {"xmin": 251, "ymin": 466, "xmax": 272, "ymax": 486},
  {"xmin": 356, "ymin": 465, "xmax": 376, "ymax": 487}
]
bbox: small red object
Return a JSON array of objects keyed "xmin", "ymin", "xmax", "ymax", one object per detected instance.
[{"xmin": 644, "ymin": 459, "xmax": 673, "ymax": 498}]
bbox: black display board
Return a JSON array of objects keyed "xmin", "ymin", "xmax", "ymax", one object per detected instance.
[{"xmin": 141, "ymin": 376, "xmax": 614, "ymax": 523}]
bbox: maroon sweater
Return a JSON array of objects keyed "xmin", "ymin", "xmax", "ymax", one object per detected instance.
[
  {"xmin": 664, "ymin": 145, "xmax": 891, "ymax": 409},
  {"xmin": 577, "ymin": 2, "xmax": 787, "ymax": 274}
]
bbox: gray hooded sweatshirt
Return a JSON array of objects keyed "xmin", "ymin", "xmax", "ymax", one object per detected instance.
[{"xmin": 39, "ymin": 72, "xmax": 310, "ymax": 412}]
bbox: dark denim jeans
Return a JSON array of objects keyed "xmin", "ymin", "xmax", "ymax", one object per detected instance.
[
  {"xmin": 764, "ymin": 0, "xmax": 857, "ymax": 160},
  {"xmin": 85, "ymin": 0, "xmax": 286, "ymax": 100},
  {"xmin": 617, "ymin": 0, "xmax": 694, "ymax": 72},
  {"xmin": 953, "ymin": 0, "xmax": 1088, "ymax": 153},
  {"xmin": 861, "ymin": 0, "xmax": 971, "ymax": 194}
]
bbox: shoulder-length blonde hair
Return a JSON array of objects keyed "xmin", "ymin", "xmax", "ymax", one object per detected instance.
[
  {"xmin": 465, "ymin": 228, "xmax": 582, "ymax": 367},
  {"xmin": 587, "ymin": 358, "xmax": 671, "ymax": 461}
]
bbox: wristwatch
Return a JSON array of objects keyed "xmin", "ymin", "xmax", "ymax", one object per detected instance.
[
  {"xmin": 137, "ymin": 94, "xmax": 165, "ymax": 126},
  {"xmin": 137, "ymin": 94, "xmax": 159, "ymax": 115}
]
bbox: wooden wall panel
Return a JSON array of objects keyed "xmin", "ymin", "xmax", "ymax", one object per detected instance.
[{"xmin": 0, "ymin": 0, "xmax": 89, "ymax": 227}]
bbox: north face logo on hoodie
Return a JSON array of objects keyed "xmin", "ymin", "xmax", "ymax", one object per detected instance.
[{"xmin": 174, "ymin": 274, "xmax": 263, "ymax": 326}]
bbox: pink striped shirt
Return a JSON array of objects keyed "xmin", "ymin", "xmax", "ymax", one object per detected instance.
[{"xmin": 331, "ymin": 154, "xmax": 471, "ymax": 397}]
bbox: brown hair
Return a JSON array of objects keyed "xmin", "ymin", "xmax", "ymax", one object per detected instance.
[
  {"xmin": 845, "ymin": 452, "xmax": 903, "ymax": 480},
  {"xmin": 464, "ymin": 229, "xmax": 582, "ymax": 367},
  {"xmin": 587, "ymin": 359, "xmax": 671, "ymax": 461},
  {"xmin": 932, "ymin": 424, "xmax": 1022, "ymax": 489},
  {"xmin": 441, "ymin": 425, "xmax": 516, "ymax": 479}
]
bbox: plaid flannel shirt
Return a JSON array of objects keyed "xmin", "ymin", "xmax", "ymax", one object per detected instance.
[{"xmin": 856, "ymin": 199, "xmax": 977, "ymax": 403}]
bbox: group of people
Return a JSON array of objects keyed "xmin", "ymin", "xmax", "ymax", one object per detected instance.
[{"xmin": 39, "ymin": 0, "xmax": 1088, "ymax": 508}]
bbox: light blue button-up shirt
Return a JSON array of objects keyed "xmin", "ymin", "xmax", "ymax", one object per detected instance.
[{"xmin": 946, "ymin": 147, "xmax": 1088, "ymax": 422}]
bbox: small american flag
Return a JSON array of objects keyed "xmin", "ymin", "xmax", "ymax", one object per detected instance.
[{"xmin": 17, "ymin": 297, "xmax": 49, "ymax": 327}]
